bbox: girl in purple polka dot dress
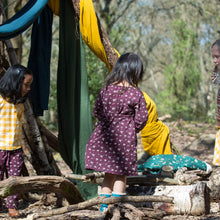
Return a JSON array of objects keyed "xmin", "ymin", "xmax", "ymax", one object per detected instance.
[{"xmin": 85, "ymin": 53, "xmax": 148, "ymax": 211}]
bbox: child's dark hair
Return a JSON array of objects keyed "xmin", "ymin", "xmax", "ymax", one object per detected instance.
[
  {"xmin": 212, "ymin": 39, "xmax": 220, "ymax": 49},
  {"xmin": 105, "ymin": 53, "xmax": 144, "ymax": 88},
  {"xmin": 0, "ymin": 64, "xmax": 32, "ymax": 104}
]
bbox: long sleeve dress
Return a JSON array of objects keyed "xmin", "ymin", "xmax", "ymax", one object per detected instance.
[{"xmin": 85, "ymin": 84, "xmax": 148, "ymax": 176}]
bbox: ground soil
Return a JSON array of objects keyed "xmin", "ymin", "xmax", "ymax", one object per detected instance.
[{"xmin": 0, "ymin": 120, "xmax": 220, "ymax": 219}]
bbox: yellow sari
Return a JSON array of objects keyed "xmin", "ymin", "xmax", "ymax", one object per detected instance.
[{"xmin": 141, "ymin": 92, "xmax": 172, "ymax": 156}]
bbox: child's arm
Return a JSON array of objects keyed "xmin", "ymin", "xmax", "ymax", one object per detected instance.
[
  {"xmin": 93, "ymin": 91, "xmax": 104, "ymax": 121},
  {"xmin": 134, "ymin": 94, "xmax": 148, "ymax": 133}
]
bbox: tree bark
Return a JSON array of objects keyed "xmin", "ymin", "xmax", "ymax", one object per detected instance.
[
  {"xmin": 36, "ymin": 118, "xmax": 59, "ymax": 152},
  {"xmin": 0, "ymin": 176, "xmax": 84, "ymax": 204},
  {"xmin": 23, "ymin": 100, "xmax": 53, "ymax": 175},
  {"xmin": 152, "ymin": 182, "xmax": 209, "ymax": 215},
  {"xmin": 206, "ymin": 166, "xmax": 220, "ymax": 202}
]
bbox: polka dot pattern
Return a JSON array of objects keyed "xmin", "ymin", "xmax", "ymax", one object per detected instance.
[
  {"xmin": 0, "ymin": 148, "xmax": 23, "ymax": 208},
  {"xmin": 85, "ymin": 84, "xmax": 148, "ymax": 176}
]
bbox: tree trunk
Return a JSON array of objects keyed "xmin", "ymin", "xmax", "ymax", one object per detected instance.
[{"xmin": 23, "ymin": 100, "xmax": 54, "ymax": 175}]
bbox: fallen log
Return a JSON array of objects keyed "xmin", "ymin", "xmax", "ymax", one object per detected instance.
[
  {"xmin": 0, "ymin": 176, "xmax": 84, "ymax": 205},
  {"xmin": 152, "ymin": 181, "xmax": 209, "ymax": 215},
  {"xmin": 206, "ymin": 166, "xmax": 220, "ymax": 202}
]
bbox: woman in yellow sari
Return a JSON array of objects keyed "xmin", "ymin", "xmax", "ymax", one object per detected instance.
[{"xmin": 141, "ymin": 91, "xmax": 172, "ymax": 156}]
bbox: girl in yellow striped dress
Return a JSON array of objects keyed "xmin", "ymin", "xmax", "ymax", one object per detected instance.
[{"xmin": 0, "ymin": 64, "xmax": 33, "ymax": 217}]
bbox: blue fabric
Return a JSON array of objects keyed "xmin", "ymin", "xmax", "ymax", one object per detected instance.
[
  {"xmin": 28, "ymin": 5, "xmax": 53, "ymax": 116},
  {"xmin": 112, "ymin": 193, "xmax": 125, "ymax": 197},
  {"xmin": 138, "ymin": 154, "xmax": 207, "ymax": 173},
  {"xmin": 100, "ymin": 194, "xmax": 111, "ymax": 212},
  {"xmin": 0, "ymin": 0, "xmax": 48, "ymax": 40}
]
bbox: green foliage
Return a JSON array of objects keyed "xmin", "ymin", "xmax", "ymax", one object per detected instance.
[{"xmin": 157, "ymin": 19, "xmax": 201, "ymax": 120}]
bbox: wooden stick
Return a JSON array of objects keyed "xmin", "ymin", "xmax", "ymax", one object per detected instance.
[{"xmin": 31, "ymin": 195, "xmax": 173, "ymax": 219}]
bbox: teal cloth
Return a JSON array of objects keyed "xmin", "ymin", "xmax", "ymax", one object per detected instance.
[
  {"xmin": 0, "ymin": 0, "xmax": 48, "ymax": 40},
  {"xmin": 57, "ymin": 0, "xmax": 97, "ymax": 200},
  {"xmin": 138, "ymin": 154, "xmax": 207, "ymax": 173}
]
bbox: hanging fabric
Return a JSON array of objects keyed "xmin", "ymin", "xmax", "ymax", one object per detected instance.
[
  {"xmin": 79, "ymin": 0, "xmax": 111, "ymax": 71},
  {"xmin": 28, "ymin": 5, "xmax": 53, "ymax": 116},
  {"xmin": 0, "ymin": 0, "xmax": 48, "ymax": 40},
  {"xmin": 57, "ymin": 0, "xmax": 98, "ymax": 200}
]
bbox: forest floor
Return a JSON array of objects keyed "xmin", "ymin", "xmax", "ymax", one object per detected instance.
[{"xmin": 0, "ymin": 119, "xmax": 220, "ymax": 219}]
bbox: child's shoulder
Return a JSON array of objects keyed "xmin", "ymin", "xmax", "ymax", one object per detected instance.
[{"xmin": 129, "ymin": 86, "xmax": 143, "ymax": 94}]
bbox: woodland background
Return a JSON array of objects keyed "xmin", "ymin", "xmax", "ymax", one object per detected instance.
[
  {"xmin": 3, "ymin": 0, "xmax": 220, "ymax": 132},
  {"xmin": 0, "ymin": 1, "xmax": 220, "ymax": 219}
]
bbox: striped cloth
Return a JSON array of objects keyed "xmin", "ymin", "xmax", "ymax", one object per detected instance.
[{"xmin": 0, "ymin": 96, "xmax": 24, "ymax": 150}]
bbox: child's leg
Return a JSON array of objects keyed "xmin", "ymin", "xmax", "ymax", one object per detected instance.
[
  {"xmin": 101, "ymin": 173, "xmax": 116, "ymax": 194},
  {"xmin": 5, "ymin": 149, "xmax": 23, "ymax": 209},
  {"xmin": 112, "ymin": 174, "xmax": 126, "ymax": 194},
  {"xmin": 0, "ymin": 150, "xmax": 6, "ymax": 209},
  {"xmin": 100, "ymin": 173, "xmax": 116, "ymax": 211},
  {"xmin": 112, "ymin": 175, "xmax": 127, "ymax": 199}
]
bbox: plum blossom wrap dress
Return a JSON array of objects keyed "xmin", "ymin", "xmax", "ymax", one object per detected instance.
[{"xmin": 85, "ymin": 84, "xmax": 148, "ymax": 176}]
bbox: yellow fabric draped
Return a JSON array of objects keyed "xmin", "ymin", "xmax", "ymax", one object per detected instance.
[
  {"xmin": 79, "ymin": 0, "xmax": 111, "ymax": 71},
  {"xmin": 47, "ymin": 0, "xmax": 59, "ymax": 16},
  {"xmin": 78, "ymin": 1, "xmax": 171, "ymax": 155},
  {"xmin": 141, "ymin": 91, "xmax": 172, "ymax": 156},
  {"xmin": 47, "ymin": 0, "xmax": 118, "ymax": 69}
]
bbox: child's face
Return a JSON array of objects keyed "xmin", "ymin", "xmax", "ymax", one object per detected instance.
[
  {"xmin": 21, "ymin": 74, "xmax": 33, "ymax": 97},
  {"xmin": 212, "ymin": 44, "xmax": 220, "ymax": 71}
]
